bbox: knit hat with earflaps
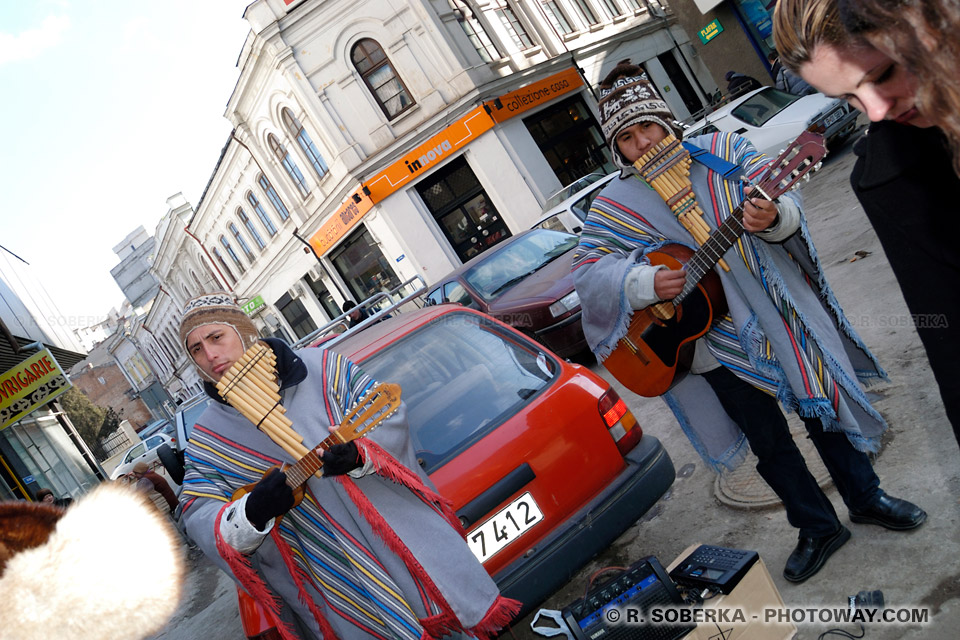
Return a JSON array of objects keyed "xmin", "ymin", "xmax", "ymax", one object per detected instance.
[
  {"xmin": 179, "ymin": 292, "xmax": 261, "ymax": 380},
  {"xmin": 597, "ymin": 70, "xmax": 683, "ymax": 173}
]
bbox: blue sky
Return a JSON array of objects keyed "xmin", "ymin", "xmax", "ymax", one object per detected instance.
[{"xmin": 1, "ymin": 0, "xmax": 251, "ymax": 330}]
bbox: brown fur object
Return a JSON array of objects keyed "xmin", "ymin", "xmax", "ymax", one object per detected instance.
[{"xmin": 0, "ymin": 501, "xmax": 63, "ymax": 576}]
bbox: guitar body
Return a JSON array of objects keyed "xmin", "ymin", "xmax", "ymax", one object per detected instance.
[{"xmin": 603, "ymin": 244, "xmax": 728, "ymax": 398}]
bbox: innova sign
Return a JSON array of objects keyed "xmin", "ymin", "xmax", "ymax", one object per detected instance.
[{"xmin": 0, "ymin": 349, "xmax": 71, "ymax": 430}]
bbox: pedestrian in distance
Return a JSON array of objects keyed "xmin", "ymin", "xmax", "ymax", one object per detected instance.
[
  {"xmin": 724, "ymin": 70, "xmax": 763, "ymax": 95},
  {"xmin": 572, "ymin": 62, "xmax": 926, "ymax": 584},
  {"xmin": 176, "ymin": 293, "xmax": 519, "ymax": 640},
  {"xmin": 130, "ymin": 460, "xmax": 179, "ymax": 514},
  {"xmin": 773, "ymin": 0, "xmax": 960, "ymax": 452},
  {"xmin": 768, "ymin": 51, "xmax": 816, "ymax": 96}
]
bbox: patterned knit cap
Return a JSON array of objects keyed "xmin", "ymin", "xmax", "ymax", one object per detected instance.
[
  {"xmin": 178, "ymin": 293, "xmax": 260, "ymax": 377},
  {"xmin": 598, "ymin": 72, "xmax": 682, "ymax": 171}
]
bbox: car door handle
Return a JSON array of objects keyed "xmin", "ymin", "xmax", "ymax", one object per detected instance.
[
  {"xmin": 734, "ymin": 127, "xmax": 748, "ymax": 134},
  {"xmin": 457, "ymin": 463, "xmax": 536, "ymax": 528}
]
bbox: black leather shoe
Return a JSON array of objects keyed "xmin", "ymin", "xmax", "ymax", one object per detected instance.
[
  {"xmin": 783, "ymin": 525, "xmax": 851, "ymax": 583},
  {"xmin": 849, "ymin": 493, "xmax": 927, "ymax": 530}
]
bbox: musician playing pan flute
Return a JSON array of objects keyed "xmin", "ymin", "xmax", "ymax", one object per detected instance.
[
  {"xmin": 572, "ymin": 64, "xmax": 924, "ymax": 583},
  {"xmin": 176, "ymin": 293, "xmax": 518, "ymax": 640}
]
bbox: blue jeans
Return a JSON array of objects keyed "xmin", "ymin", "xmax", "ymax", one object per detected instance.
[{"xmin": 702, "ymin": 366, "xmax": 881, "ymax": 538}]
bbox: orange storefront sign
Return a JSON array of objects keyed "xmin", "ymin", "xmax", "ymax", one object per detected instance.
[
  {"xmin": 481, "ymin": 67, "xmax": 583, "ymax": 123},
  {"xmin": 309, "ymin": 190, "xmax": 374, "ymax": 256}
]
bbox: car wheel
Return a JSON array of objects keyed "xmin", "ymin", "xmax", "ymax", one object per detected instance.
[{"xmin": 157, "ymin": 444, "xmax": 185, "ymax": 485}]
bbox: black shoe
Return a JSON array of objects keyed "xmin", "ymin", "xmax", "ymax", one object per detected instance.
[
  {"xmin": 849, "ymin": 493, "xmax": 927, "ymax": 530},
  {"xmin": 783, "ymin": 525, "xmax": 851, "ymax": 583}
]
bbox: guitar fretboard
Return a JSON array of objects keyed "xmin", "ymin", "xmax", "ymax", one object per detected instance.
[
  {"xmin": 675, "ymin": 208, "xmax": 746, "ymax": 305},
  {"xmin": 283, "ymin": 433, "xmax": 344, "ymax": 487}
]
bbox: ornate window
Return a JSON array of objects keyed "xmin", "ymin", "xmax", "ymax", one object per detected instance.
[
  {"xmin": 449, "ymin": 1, "xmax": 501, "ymax": 62},
  {"xmin": 570, "ymin": 0, "xmax": 599, "ymax": 26},
  {"xmin": 598, "ymin": 0, "xmax": 623, "ymax": 18},
  {"xmin": 238, "ymin": 208, "xmax": 265, "ymax": 249},
  {"xmin": 247, "ymin": 190, "xmax": 278, "ymax": 235},
  {"xmin": 211, "ymin": 247, "xmax": 236, "ymax": 284},
  {"xmin": 539, "ymin": 1, "xmax": 575, "ymax": 34},
  {"xmin": 269, "ymin": 134, "xmax": 309, "ymax": 196},
  {"xmin": 219, "ymin": 235, "xmax": 246, "ymax": 274},
  {"xmin": 257, "ymin": 174, "xmax": 290, "ymax": 221},
  {"xmin": 351, "ymin": 39, "xmax": 414, "ymax": 119},
  {"xmin": 495, "ymin": 2, "xmax": 534, "ymax": 50},
  {"xmin": 229, "ymin": 222, "xmax": 255, "ymax": 260},
  {"xmin": 624, "ymin": 0, "xmax": 643, "ymax": 9},
  {"xmin": 281, "ymin": 109, "xmax": 329, "ymax": 180}
]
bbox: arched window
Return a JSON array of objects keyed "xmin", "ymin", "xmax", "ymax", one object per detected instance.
[
  {"xmin": 269, "ymin": 134, "xmax": 309, "ymax": 196},
  {"xmin": 229, "ymin": 222, "xmax": 255, "ymax": 259},
  {"xmin": 211, "ymin": 247, "xmax": 236, "ymax": 284},
  {"xmin": 247, "ymin": 190, "xmax": 278, "ymax": 235},
  {"xmin": 257, "ymin": 175, "xmax": 290, "ymax": 222},
  {"xmin": 351, "ymin": 39, "xmax": 414, "ymax": 119},
  {"xmin": 282, "ymin": 109, "xmax": 329, "ymax": 180},
  {"xmin": 219, "ymin": 235, "xmax": 246, "ymax": 274},
  {"xmin": 238, "ymin": 207, "xmax": 266, "ymax": 249}
]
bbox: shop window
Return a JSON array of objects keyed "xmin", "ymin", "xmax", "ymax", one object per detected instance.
[
  {"xmin": 269, "ymin": 134, "xmax": 309, "ymax": 196},
  {"xmin": 539, "ymin": 1, "xmax": 575, "ymax": 34},
  {"xmin": 257, "ymin": 175, "xmax": 290, "ymax": 221},
  {"xmin": 307, "ymin": 273, "xmax": 342, "ymax": 320},
  {"xmin": 330, "ymin": 226, "xmax": 402, "ymax": 303},
  {"xmin": 351, "ymin": 39, "xmax": 415, "ymax": 119},
  {"xmin": 416, "ymin": 156, "xmax": 511, "ymax": 263},
  {"xmin": 449, "ymin": 0, "xmax": 501, "ymax": 62},
  {"xmin": 219, "ymin": 236, "xmax": 246, "ymax": 274},
  {"xmin": 281, "ymin": 108, "xmax": 329, "ymax": 180},
  {"xmin": 238, "ymin": 207, "xmax": 266, "ymax": 249},
  {"xmin": 523, "ymin": 94, "xmax": 615, "ymax": 186},
  {"xmin": 495, "ymin": 3, "xmax": 534, "ymax": 50},
  {"xmin": 276, "ymin": 293, "xmax": 317, "ymax": 340}
]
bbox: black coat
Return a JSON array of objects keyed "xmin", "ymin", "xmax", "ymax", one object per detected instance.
[{"xmin": 851, "ymin": 121, "xmax": 960, "ymax": 445}]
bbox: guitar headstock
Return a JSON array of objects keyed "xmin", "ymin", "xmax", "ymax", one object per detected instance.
[
  {"xmin": 332, "ymin": 383, "xmax": 402, "ymax": 443},
  {"xmin": 755, "ymin": 131, "xmax": 827, "ymax": 200}
]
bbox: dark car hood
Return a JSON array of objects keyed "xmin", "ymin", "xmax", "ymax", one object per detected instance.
[{"xmin": 487, "ymin": 249, "xmax": 577, "ymax": 313}]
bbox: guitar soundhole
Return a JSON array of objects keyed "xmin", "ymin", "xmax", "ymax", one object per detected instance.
[{"xmin": 640, "ymin": 288, "xmax": 711, "ymax": 366}]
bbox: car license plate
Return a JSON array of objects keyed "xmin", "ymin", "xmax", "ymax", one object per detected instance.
[
  {"xmin": 823, "ymin": 108, "xmax": 844, "ymax": 127},
  {"xmin": 467, "ymin": 492, "xmax": 544, "ymax": 563}
]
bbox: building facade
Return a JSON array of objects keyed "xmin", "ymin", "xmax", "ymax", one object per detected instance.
[{"xmin": 147, "ymin": 0, "xmax": 729, "ymax": 374}]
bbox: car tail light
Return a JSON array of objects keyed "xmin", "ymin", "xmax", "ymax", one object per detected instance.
[{"xmin": 598, "ymin": 388, "xmax": 642, "ymax": 455}]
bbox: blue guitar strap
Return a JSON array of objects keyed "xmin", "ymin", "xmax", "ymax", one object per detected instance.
[{"xmin": 682, "ymin": 141, "xmax": 741, "ymax": 180}]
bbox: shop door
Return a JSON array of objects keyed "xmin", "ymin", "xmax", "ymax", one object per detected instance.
[
  {"xmin": 330, "ymin": 227, "xmax": 402, "ymax": 303},
  {"xmin": 416, "ymin": 157, "xmax": 511, "ymax": 263},
  {"xmin": 523, "ymin": 94, "xmax": 615, "ymax": 187},
  {"xmin": 307, "ymin": 275, "xmax": 341, "ymax": 320},
  {"xmin": 276, "ymin": 293, "xmax": 317, "ymax": 340}
]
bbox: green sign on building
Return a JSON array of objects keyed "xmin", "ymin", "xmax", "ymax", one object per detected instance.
[
  {"xmin": 699, "ymin": 19, "xmax": 724, "ymax": 44},
  {"xmin": 242, "ymin": 295, "xmax": 265, "ymax": 315}
]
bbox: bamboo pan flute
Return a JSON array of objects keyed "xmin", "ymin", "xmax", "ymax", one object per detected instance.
[
  {"xmin": 634, "ymin": 133, "xmax": 729, "ymax": 272},
  {"xmin": 216, "ymin": 342, "xmax": 313, "ymax": 465}
]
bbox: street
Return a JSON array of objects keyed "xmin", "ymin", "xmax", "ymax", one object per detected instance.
[{"xmin": 150, "ymin": 130, "xmax": 960, "ymax": 640}]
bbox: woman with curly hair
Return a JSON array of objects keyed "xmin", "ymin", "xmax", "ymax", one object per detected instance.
[{"xmin": 773, "ymin": 0, "xmax": 960, "ymax": 452}]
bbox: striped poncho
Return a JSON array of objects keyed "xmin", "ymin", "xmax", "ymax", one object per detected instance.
[
  {"xmin": 178, "ymin": 338, "xmax": 518, "ymax": 640},
  {"xmin": 572, "ymin": 133, "xmax": 888, "ymax": 471}
]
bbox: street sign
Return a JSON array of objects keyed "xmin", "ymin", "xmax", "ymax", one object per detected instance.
[
  {"xmin": 242, "ymin": 295, "xmax": 265, "ymax": 315},
  {"xmin": 699, "ymin": 19, "xmax": 724, "ymax": 44}
]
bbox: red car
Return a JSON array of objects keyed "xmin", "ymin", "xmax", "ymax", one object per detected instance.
[
  {"xmin": 423, "ymin": 228, "xmax": 589, "ymax": 358},
  {"xmin": 237, "ymin": 305, "xmax": 675, "ymax": 635}
]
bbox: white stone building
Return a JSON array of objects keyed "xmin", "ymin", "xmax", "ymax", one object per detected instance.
[{"xmin": 148, "ymin": 0, "xmax": 717, "ymax": 361}]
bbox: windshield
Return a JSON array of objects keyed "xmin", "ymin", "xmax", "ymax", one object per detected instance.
[
  {"xmin": 731, "ymin": 88, "xmax": 798, "ymax": 127},
  {"xmin": 463, "ymin": 230, "xmax": 578, "ymax": 301},
  {"xmin": 357, "ymin": 312, "xmax": 557, "ymax": 472}
]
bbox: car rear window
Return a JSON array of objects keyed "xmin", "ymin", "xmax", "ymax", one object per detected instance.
[
  {"xmin": 464, "ymin": 230, "xmax": 578, "ymax": 301},
  {"xmin": 731, "ymin": 88, "xmax": 798, "ymax": 126},
  {"xmin": 356, "ymin": 312, "xmax": 558, "ymax": 472}
]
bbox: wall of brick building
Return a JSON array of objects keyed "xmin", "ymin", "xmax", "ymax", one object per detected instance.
[{"xmin": 70, "ymin": 364, "xmax": 154, "ymax": 431}]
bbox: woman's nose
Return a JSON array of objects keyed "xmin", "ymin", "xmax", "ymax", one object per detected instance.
[{"xmin": 859, "ymin": 90, "xmax": 895, "ymax": 122}]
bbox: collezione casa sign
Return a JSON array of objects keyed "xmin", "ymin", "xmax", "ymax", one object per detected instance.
[{"xmin": 0, "ymin": 349, "xmax": 71, "ymax": 430}]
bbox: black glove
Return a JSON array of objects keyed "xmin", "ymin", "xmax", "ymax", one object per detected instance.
[
  {"xmin": 244, "ymin": 468, "xmax": 295, "ymax": 531},
  {"xmin": 321, "ymin": 441, "xmax": 363, "ymax": 477}
]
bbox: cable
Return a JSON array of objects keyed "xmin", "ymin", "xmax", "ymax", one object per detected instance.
[{"xmin": 818, "ymin": 623, "xmax": 866, "ymax": 640}]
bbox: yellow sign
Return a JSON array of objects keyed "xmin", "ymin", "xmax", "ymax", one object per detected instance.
[
  {"xmin": 698, "ymin": 19, "xmax": 724, "ymax": 44},
  {"xmin": 309, "ymin": 188, "xmax": 375, "ymax": 256},
  {"xmin": 482, "ymin": 67, "xmax": 583, "ymax": 123},
  {"xmin": 362, "ymin": 106, "xmax": 495, "ymax": 204},
  {"xmin": 0, "ymin": 349, "xmax": 71, "ymax": 430}
]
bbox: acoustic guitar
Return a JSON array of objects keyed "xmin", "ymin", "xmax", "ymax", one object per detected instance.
[
  {"xmin": 602, "ymin": 131, "xmax": 827, "ymax": 397},
  {"xmin": 230, "ymin": 382, "xmax": 402, "ymax": 512}
]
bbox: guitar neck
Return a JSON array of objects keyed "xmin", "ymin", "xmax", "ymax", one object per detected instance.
[
  {"xmin": 283, "ymin": 433, "xmax": 341, "ymax": 488},
  {"xmin": 675, "ymin": 207, "xmax": 745, "ymax": 305}
]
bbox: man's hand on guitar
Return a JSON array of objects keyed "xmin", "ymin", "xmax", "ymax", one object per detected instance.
[
  {"xmin": 245, "ymin": 468, "xmax": 295, "ymax": 531},
  {"xmin": 654, "ymin": 269, "xmax": 687, "ymax": 299},
  {"xmin": 322, "ymin": 441, "xmax": 363, "ymax": 477},
  {"xmin": 742, "ymin": 187, "xmax": 780, "ymax": 233}
]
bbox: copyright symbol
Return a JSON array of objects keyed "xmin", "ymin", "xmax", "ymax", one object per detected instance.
[{"xmin": 605, "ymin": 609, "xmax": 620, "ymax": 623}]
